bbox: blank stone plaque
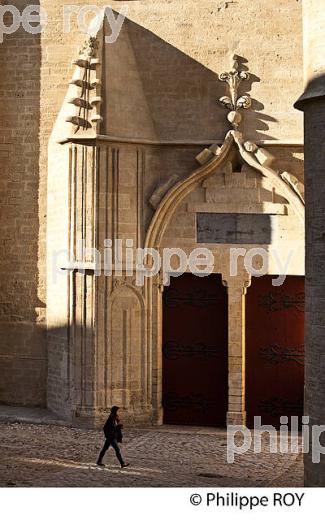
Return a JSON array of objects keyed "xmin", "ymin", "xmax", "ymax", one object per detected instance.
[{"xmin": 196, "ymin": 213, "xmax": 275, "ymax": 244}]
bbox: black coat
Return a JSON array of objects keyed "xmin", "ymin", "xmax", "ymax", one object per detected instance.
[{"xmin": 103, "ymin": 415, "xmax": 123, "ymax": 442}]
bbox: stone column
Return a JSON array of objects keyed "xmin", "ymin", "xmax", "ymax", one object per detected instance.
[
  {"xmin": 153, "ymin": 278, "xmax": 164, "ymax": 425},
  {"xmin": 223, "ymin": 275, "xmax": 251, "ymax": 426},
  {"xmin": 294, "ymin": 0, "xmax": 325, "ymax": 487}
]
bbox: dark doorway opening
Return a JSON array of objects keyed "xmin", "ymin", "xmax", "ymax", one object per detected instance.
[
  {"xmin": 246, "ymin": 275, "xmax": 304, "ymax": 429},
  {"xmin": 162, "ymin": 273, "xmax": 228, "ymax": 427}
]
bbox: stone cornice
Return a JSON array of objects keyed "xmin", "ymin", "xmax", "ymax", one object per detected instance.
[{"xmin": 59, "ymin": 134, "xmax": 303, "ymax": 148}]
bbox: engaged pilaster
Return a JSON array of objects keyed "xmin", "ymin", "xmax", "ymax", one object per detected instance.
[{"xmin": 223, "ymin": 275, "xmax": 251, "ymax": 426}]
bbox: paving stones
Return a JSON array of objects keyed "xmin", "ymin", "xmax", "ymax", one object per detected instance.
[{"xmin": 0, "ymin": 423, "xmax": 303, "ymax": 487}]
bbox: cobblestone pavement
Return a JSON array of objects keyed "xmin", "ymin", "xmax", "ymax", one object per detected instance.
[{"xmin": 0, "ymin": 423, "xmax": 303, "ymax": 487}]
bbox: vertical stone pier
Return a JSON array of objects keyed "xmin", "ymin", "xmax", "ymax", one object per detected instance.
[
  {"xmin": 295, "ymin": 0, "xmax": 325, "ymax": 486},
  {"xmin": 223, "ymin": 275, "xmax": 251, "ymax": 426}
]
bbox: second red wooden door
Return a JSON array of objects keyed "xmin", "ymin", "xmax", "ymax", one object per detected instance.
[{"xmin": 246, "ymin": 275, "xmax": 304, "ymax": 429}]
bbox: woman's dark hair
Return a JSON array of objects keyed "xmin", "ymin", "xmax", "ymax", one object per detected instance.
[{"xmin": 110, "ymin": 406, "xmax": 119, "ymax": 416}]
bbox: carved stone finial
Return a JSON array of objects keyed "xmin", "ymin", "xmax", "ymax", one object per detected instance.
[{"xmin": 218, "ymin": 55, "xmax": 251, "ymax": 129}]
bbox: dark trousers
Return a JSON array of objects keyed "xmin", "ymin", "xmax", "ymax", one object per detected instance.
[{"xmin": 98, "ymin": 438, "xmax": 124, "ymax": 466}]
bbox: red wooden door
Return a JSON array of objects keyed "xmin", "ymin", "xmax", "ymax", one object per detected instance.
[
  {"xmin": 246, "ymin": 276, "xmax": 304, "ymax": 429},
  {"xmin": 163, "ymin": 273, "xmax": 228, "ymax": 427}
]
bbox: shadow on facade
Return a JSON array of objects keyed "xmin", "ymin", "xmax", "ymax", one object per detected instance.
[
  {"xmin": 0, "ymin": 0, "xmax": 46, "ymax": 407},
  {"xmin": 105, "ymin": 16, "xmax": 276, "ymax": 143},
  {"xmin": 234, "ymin": 55, "xmax": 277, "ymax": 140}
]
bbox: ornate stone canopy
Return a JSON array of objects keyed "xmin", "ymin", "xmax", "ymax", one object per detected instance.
[{"xmin": 145, "ymin": 56, "xmax": 304, "ymax": 250}]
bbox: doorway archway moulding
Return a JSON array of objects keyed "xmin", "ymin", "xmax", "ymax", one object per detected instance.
[
  {"xmin": 145, "ymin": 129, "xmax": 305, "ymax": 252},
  {"xmin": 145, "ymin": 55, "xmax": 304, "ymax": 252},
  {"xmin": 145, "ymin": 56, "xmax": 305, "ymax": 427}
]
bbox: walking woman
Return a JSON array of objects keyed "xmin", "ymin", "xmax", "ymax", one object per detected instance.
[{"xmin": 97, "ymin": 406, "xmax": 129, "ymax": 468}]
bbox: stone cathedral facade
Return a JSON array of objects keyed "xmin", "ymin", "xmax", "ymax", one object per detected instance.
[{"xmin": 0, "ymin": 0, "xmax": 325, "ymax": 485}]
